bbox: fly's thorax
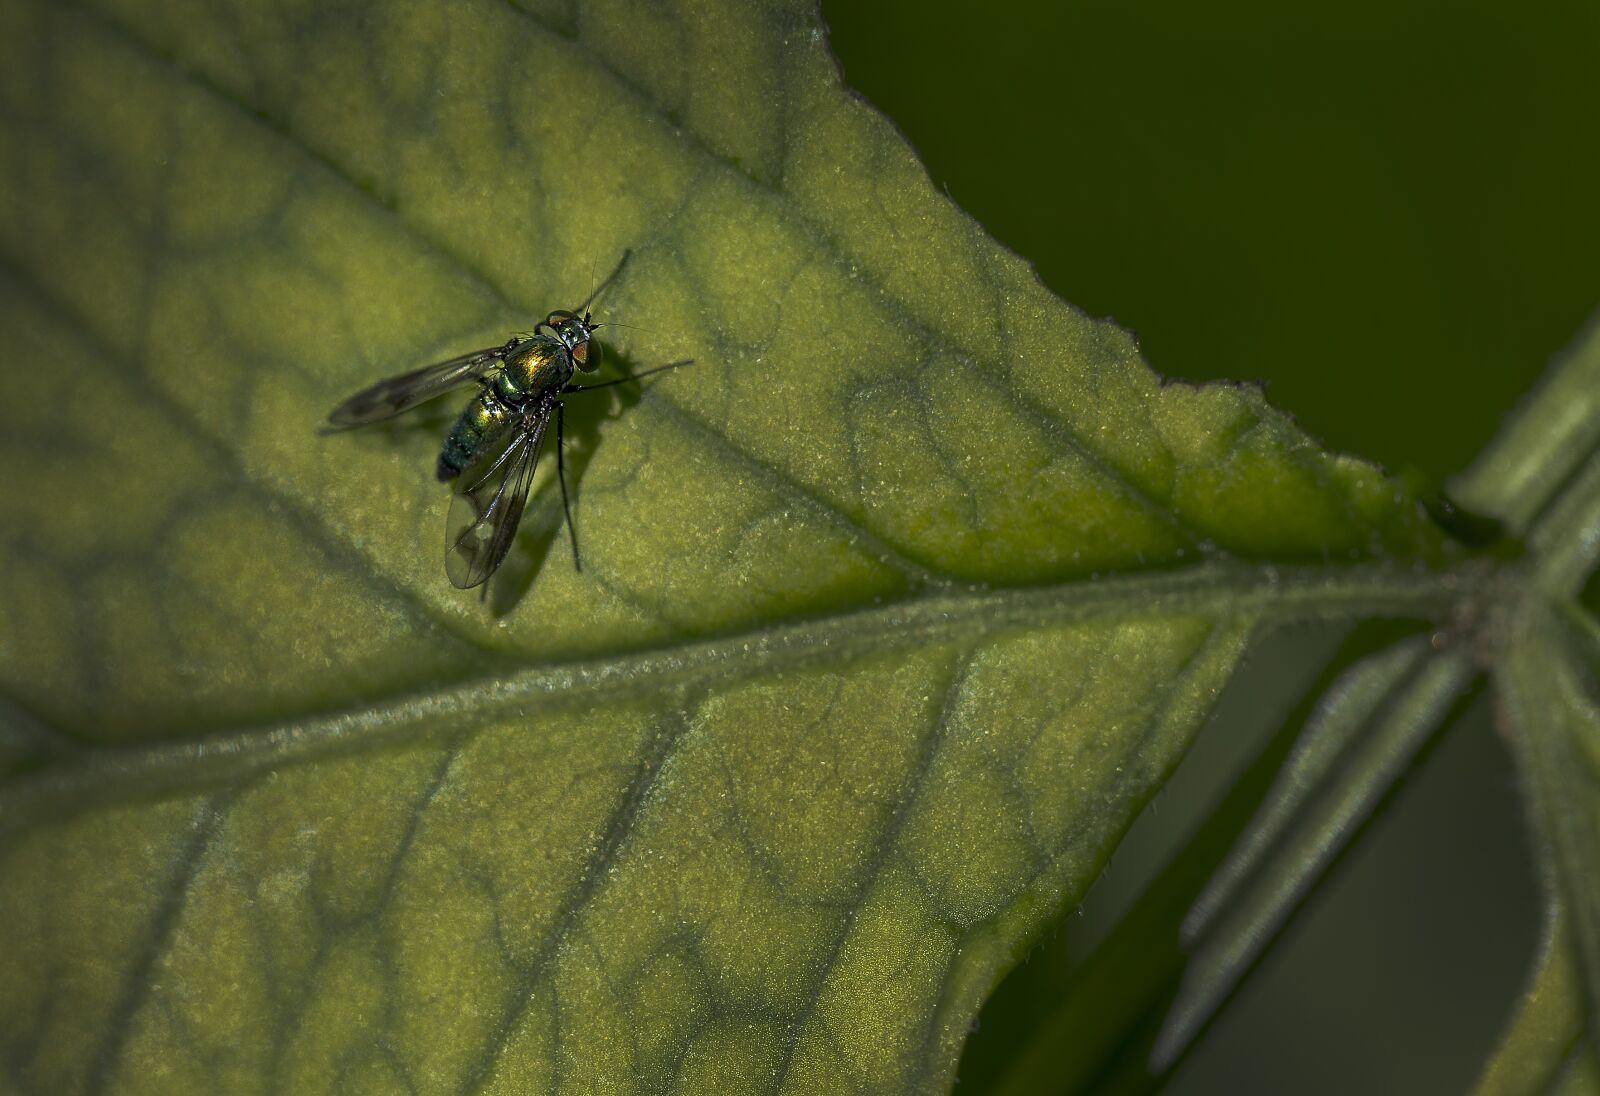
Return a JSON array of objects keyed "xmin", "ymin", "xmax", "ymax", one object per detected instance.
[{"xmin": 495, "ymin": 336, "xmax": 571, "ymax": 405}]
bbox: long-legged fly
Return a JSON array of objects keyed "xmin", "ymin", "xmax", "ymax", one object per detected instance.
[{"xmin": 325, "ymin": 253, "xmax": 689, "ymax": 589}]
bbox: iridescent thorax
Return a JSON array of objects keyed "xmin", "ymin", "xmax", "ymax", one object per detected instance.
[{"xmin": 496, "ymin": 337, "xmax": 570, "ymax": 403}]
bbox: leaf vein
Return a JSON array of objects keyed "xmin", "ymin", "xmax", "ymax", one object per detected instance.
[
  {"xmin": 772, "ymin": 648, "xmax": 972, "ymax": 1089},
  {"xmin": 460, "ymin": 704, "xmax": 689, "ymax": 1095},
  {"xmin": 85, "ymin": 791, "xmax": 235, "ymax": 1096},
  {"xmin": 0, "ymin": 259, "xmax": 497, "ymax": 658}
]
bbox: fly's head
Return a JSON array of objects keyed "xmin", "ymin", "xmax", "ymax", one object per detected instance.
[{"xmin": 542, "ymin": 309, "xmax": 604, "ymax": 372}]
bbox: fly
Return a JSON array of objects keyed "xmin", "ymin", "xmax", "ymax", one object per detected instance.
[{"xmin": 324, "ymin": 253, "xmax": 690, "ymax": 589}]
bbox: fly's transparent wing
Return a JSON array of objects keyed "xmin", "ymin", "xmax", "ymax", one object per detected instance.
[
  {"xmin": 443, "ymin": 405, "xmax": 550, "ymax": 588},
  {"xmin": 325, "ymin": 345, "xmax": 508, "ymax": 428}
]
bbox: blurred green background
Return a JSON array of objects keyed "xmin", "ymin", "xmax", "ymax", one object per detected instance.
[{"xmin": 824, "ymin": 0, "xmax": 1599, "ymax": 1091}]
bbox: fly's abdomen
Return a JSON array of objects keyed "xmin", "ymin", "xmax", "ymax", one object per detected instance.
[{"xmin": 437, "ymin": 389, "xmax": 515, "ymax": 481}]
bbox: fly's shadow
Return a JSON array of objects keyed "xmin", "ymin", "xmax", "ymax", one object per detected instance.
[{"xmin": 484, "ymin": 348, "xmax": 678, "ymax": 617}]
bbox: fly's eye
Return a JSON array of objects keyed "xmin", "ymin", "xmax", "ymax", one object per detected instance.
[{"xmin": 573, "ymin": 338, "xmax": 602, "ymax": 372}]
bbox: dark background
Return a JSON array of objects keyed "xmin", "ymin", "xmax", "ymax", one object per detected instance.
[{"xmin": 824, "ymin": 1, "xmax": 1599, "ymax": 1091}]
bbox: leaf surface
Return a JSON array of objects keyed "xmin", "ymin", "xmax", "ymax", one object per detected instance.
[{"xmin": 0, "ymin": 0, "xmax": 1454, "ymax": 1091}]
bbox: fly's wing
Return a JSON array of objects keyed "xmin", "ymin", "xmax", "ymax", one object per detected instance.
[
  {"xmin": 443, "ymin": 406, "xmax": 550, "ymax": 588},
  {"xmin": 325, "ymin": 345, "xmax": 507, "ymax": 428}
]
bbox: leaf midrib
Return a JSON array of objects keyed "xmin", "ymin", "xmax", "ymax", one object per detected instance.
[{"xmin": 2, "ymin": 559, "xmax": 1471, "ymax": 837}]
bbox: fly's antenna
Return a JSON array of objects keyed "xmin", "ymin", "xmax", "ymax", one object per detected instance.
[
  {"xmin": 577, "ymin": 249, "xmax": 631, "ymax": 315},
  {"xmin": 588, "ymin": 321, "xmax": 654, "ymax": 336}
]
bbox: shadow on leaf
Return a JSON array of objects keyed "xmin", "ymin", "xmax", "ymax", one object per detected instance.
[{"xmin": 486, "ymin": 350, "xmax": 671, "ymax": 616}]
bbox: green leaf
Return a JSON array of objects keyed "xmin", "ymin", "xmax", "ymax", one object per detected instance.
[
  {"xmin": 965, "ymin": 624, "xmax": 1364, "ymax": 1094},
  {"xmin": 1474, "ymin": 908, "xmax": 1596, "ymax": 1096},
  {"xmin": 0, "ymin": 0, "xmax": 1465, "ymax": 1091}
]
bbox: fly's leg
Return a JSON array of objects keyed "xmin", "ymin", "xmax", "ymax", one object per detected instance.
[
  {"xmin": 556, "ymin": 399, "xmax": 581, "ymax": 571},
  {"xmin": 561, "ymin": 358, "xmax": 693, "ymax": 395}
]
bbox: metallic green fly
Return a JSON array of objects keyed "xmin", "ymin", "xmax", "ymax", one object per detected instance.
[{"xmin": 325, "ymin": 254, "xmax": 690, "ymax": 589}]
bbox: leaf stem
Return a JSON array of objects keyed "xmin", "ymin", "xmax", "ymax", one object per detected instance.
[
  {"xmin": 1527, "ymin": 448, "xmax": 1600, "ymax": 597},
  {"xmin": 1493, "ymin": 599, "xmax": 1600, "ymax": 1059},
  {"xmin": 1452, "ymin": 308, "xmax": 1600, "ymax": 536},
  {"xmin": 1152, "ymin": 642, "xmax": 1475, "ymax": 1070}
]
